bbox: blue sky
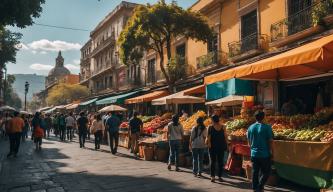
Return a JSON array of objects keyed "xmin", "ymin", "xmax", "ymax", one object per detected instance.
[{"xmin": 7, "ymin": 0, "xmax": 197, "ymax": 76}]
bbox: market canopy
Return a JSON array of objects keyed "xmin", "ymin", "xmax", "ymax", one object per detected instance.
[
  {"xmin": 204, "ymin": 34, "xmax": 333, "ymax": 85},
  {"xmin": 79, "ymin": 98, "xmax": 98, "ymax": 106},
  {"xmin": 183, "ymin": 85, "xmax": 205, "ymax": 95},
  {"xmin": 0, "ymin": 105, "xmax": 16, "ymax": 111},
  {"xmin": 98, "ymin": 105, "xmax": 127, "ymax": 113},
  {"xmin": 125, "ymin": 90, "xmax": 169, "ymax": 104},
  {"xmin": 152, "ymin": 91, "xmax": 205, "ymax": 105},
  {"xmin": 37, "ymin": 106, "xmax": 52, "ymax": 112},
  {"xmin": 205, "ymin": 95, "xmax": 245, "ymax": 106},
  {"xmin": 66, "ymin": 104, "xmax": 79, "ymax": 110},
  {"xmin": 96, "ymin": 91, "xmax": 140, "ymax": 105}
]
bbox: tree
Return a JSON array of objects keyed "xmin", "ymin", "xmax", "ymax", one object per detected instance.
[
  {"xmin": 0, "ymin": 27, "xmax": 22, "ymax": 67},
  {"xmin": 46, "ymin": 83, "xmax": 89, "ymax": 106},
  {"xmin": 0, "ymin": 0, "xmax": 45, "ymax": 28},
  {"xmin": 118, "ymin": 0, "xmax": 214, "ymax": 90},
  {"xmin": 27, "ymin": 97, "xmax": 42, "ymax": 113},
  {"xmin": 3, "ymin": 74, "xmax": 22, "ymax": 109}
]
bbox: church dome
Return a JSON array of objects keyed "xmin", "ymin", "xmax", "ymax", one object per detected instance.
[{"xmin": 47, "ymin": 51, "xmax": 70, "ymax": 77}]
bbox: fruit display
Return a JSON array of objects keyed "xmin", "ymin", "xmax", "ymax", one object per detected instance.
[
  {"xmin": 181, "ymin": 110, "xmax": 207, "ymax": 131},
  {"xmin": 120, "ymin": 122, "xmax": 129, "ymax": 128},
  {"xmin": 143, "ymin": 116, "xmax": 171, "ymax": 135},
  {"xmin": 138, "ymin": 115, "xmax": 154, "ymax": 123},
  {"xmin": 321, "ymin": 131, "xmax": 333, "ymax": 142},
  {"xmin": 230, "ymin": 128, "xmax": 247, "ymax": 137},
  {"xmin": 161, "ymin": 112, "xmax": 172, "ymax": 120},
  {"xmin": 225, "ymin": 118, "xmax": 254, "ymax": 131}
]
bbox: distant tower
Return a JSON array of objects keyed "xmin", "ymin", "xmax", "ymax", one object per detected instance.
[{"xmin": 46, "ymin": 51, "xmax": 70, "ymax": 88}]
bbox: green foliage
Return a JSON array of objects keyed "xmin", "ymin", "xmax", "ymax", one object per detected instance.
[
  {"xmin": 4, "ymin": 74, "xmax": 22, "ymax": 109},
  {"xmin": 312, "ymin": 0, "xmax": 333, "ymax": 26},
  {"xmin": 46, "ymin": 83, "xmax": 89, "ymax": 106},
  {"xmin": 118, "ymin": 0, "xmax": 214, "ymax": 87},
  {"xmin": 167, "ymin": 55, "xmax": 186, "ymax": 83},
  {"xmin": 0, "ymin": 0, "xmax": 45, "ymax": 28},
  {"xmin": 0, "ymin": 27, "xmax": 22, "ymax": 66}
]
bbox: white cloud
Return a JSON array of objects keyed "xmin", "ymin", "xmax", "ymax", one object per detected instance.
[
  {"xmin": 65, "ymin": 64, "xmax": 80, "ymax": 70},
  {"xmin": 73, "ymin": 59, "xmax": 80, "ymax": 65},
  {"xmin": 18, "ymin": 43, "xmax": 29, "ymax": 50},
  {"xmin": 30, "ymin": 63, "xmax": 53, "ymax": 71},
  {"xmin": 40, "ymin": 51, "xmax": 48, "ymax": 55},
  {"xmin": 31, "ymin": 50, "xmax": 38, "ymax": 54},
  {"xmin": 28, "ymin": 39, "xmax": 82, "ymax": 52}
]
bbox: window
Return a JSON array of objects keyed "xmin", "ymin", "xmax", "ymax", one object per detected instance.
[
  {"xmin": 288, "ymin": 0, "xmax": 312, "ymax": 16},
  {"xmin": 240, "ymin": 10, "xmax": 258, "ymax": 52},
  {"xmin": 147, "ymin": 58, "xmax": 156, "ymax": 83},
  {"xmin": 176, "ymin": 44, "xmax": 186, "ymax": 57},
  {"xmin": 109, "ymin": 76, "xmax": 113, "ymax": 88},
  {"xmin": 208, "ymin": 34, "xmax": 218, "ymax": 53}
]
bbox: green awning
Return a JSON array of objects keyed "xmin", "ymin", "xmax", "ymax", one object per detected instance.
[
  {"xmin": 96, "ymin": 91, "xmax": 140, "ymax": 105},
  {"xmin": 79, "ymin": 98, "xmax": 98, "ymax": 106},
  {"xmin": 206, "ymin": 78, "xmax": 254, "ymax": 101}
]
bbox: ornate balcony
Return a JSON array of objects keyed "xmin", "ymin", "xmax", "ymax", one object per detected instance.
[
  {"xmin": 91, "ymin": 33, "xmax": 116, "ymax": 57},
  {"xmin": 228, "ymin": 33, "xmax": 266, "ymax": 62},
  {"xmin": 270, "ymin": 2, "xmax": 326, "ymax": 47}
]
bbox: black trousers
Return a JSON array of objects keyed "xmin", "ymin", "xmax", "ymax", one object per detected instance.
[
  {"xmin": 94, "ymin": 131, "xmax": 103, "ymax": 149},
  {"xmin": 108, "ymin": 131, "xmax": 119, "ymax": 154},
  {"xmin": 78, "ymin": 130, "xmax": 86, "ymax": 147},
  {"xmin": 209, "ymin": 149, "xmax": 224, "ymax": 177},
  {"xmin": 60, "ymin": 126, "xmax": 66, "ymax": 141},
  {"xmin": 251, "ymin": 157, "xmax": 271, "ymax": 191},
  {"xmin": 66, "ymin": 126, "xmax": 73, "ymax": 141},
  {"xmin": 8, "ymin": 132, "xmax": 21, "ymax": 155}
]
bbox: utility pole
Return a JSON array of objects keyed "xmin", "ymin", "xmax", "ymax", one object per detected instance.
[{"xmin": 24, "ymin": 81, "xmax": 29, "ymax": 111}]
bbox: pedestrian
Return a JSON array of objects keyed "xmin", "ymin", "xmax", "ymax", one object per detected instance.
[
  {"xmin": 106, "ymin": 111, "xmax": 121, "ymax": 154},
  {"xmin": 59, "ymin": 114, "xmax": 66, "ymax": 141},
  {"xmin": 65, "ymin": 112, "xmax": 75, "ymax": 141},
  {"xmin": 44, "ymin": 114, "xmax": 52, "ymax": 138},
  {"xmin": 181, "ymin": 109, "xmax": 189, "ymax": 120},
  {"xmin": 90, "ymin": 114, "xmax": 104, "ymax": 150},
  {"xmin": 53, "ymin": 114, "xmax": 59, "ymax": 137},
  {"xmin": 6, "ymin": 111, "xmax": 24, "ymax": 158},
  {"xmin": 206, "ymin": 115, "xmax": 228, "ymax": 182},
  {"xmin": 167, "ymin": 115, "xmax": 184, "ymax": 171},
  {"xmin": 87, "ymin": 112, "xmax": 94, "ymax": 140},
  {"xmin": 129, "ymin": 111, "xmax": 143, "ymax": 157},
  {"xmin": 247, "ymin": 111, "xmax": 274, "ymax": 192},
  {"xmin": 77, "ymin": 111, "xmax": 89, "ymax": 148},
  {"xmin": 32, "ymin": 112, "xmax": 44, "ymax": 150},
  {"xmin": 189, "ymin": 117, "xmax": 207, "ymax": 177},
  {"xmin": 21, "ymin": 114, "xmax": 30, "ymax": 141}
]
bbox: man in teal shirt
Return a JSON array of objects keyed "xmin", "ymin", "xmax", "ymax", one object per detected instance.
[{"xmin": 247, "ymin": 111, "xmax": 273, "ymax": 192}]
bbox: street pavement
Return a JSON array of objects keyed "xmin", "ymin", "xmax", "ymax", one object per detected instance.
[{"xmin": 0, "ymin": 135, "xmax": 317, "ymax": 192}]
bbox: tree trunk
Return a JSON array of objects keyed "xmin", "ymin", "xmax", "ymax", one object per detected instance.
[{"xmin": 158, "ymin": 49, "xmax": 173, "ymax": 93}]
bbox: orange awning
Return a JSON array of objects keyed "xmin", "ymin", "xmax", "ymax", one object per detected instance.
[
  {"xmin": 205, "ymin": 34, "xmax": 333, "ymax": 85},
  {"xmin": 125, "ymin": 90, "xmax": 169, "ymax": 104},
  {"xmin": 183, "ymin": 85, "xmax": 205, "ymax": 95}
]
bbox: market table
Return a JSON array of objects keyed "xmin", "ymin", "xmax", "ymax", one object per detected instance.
[{"xmin": 273, "ymin": 140, "xmax": 333, "ymax": 189}]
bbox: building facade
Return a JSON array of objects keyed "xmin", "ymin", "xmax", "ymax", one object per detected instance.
[{"xmin": 80, "ymin": 1, "xmax": 142, "ymax": 96}]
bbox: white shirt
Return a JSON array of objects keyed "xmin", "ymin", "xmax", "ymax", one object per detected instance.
[{"xmin": 65, "ymin": 116, "xmax": 75, "ymax": 127}]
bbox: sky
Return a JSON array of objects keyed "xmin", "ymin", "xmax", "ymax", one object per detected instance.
[{"xmin": 7, "ymin": 0, "xmax": 197, "ymax": 76}]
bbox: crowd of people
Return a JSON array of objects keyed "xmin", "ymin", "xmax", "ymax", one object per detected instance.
[{"xmin": 0, "ymin": 109, "xmax": 273, "ymax": 192}]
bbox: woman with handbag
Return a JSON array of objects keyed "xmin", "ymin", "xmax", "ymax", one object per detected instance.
[
  {"xmin": 167, "ymin": 115, "xmax": 184, "ymax": 171},
  {"xmin": 32, "ymin": 112, "xmax": 44, "ymax": 150},
  {"xmin": 90, "ymin": 114, "xmax": 104, "ymax": 150},
  {"xmin": 189, "ymin": 117, "xmax": 207, "ymax": 177},
  {"xmin": 206, "ymin": 115, "xmax": 228, "ymax": 182}
]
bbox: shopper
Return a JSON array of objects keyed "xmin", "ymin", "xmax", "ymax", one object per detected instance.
[
  {"xmin": 6, "ymin": 111, "xmax": 24, "ymax": 158},
  {"xmin": 53, "ymin": 114, "xmax": 59, "ymax": 137},
  {"xmin": 206, "ymin": 115, "xmax": 228, "ymax": 182},
  {"xmin": 167, "ymin": 115, "xmax": 184, "ymax": 171},
  {"xmin": 129, "ymin": 112, "xmax": 143, "ymax": 156},
  {"xmin": 32, "ymin": 112, "xmax": 44, "ymax": 150},
  {"xmin": 77, "ymin": 111, "xmax": 89, "ymax": 148},
  {"xmin": 21, "ymin": 114, "xmax": 30, "ymax": 141},
  {"xmin": 181, "ymin": 110, "xmax": 189, "ymax": 120},
  {"xmin": 247, "ymin": 111, "xmax": 274, "ymax": 192},
  {"xmin": 44, "ymin": 114, "xmax": 52, "ymax": 138},
  {"xmin": 59, "ymin": 114, "xmax": 66, "ymax": 141},
  {"xmin": 106, "ymin": 111, "xmax": 121, "ymax": 154},
  {"xmin": 65, "ymin": 112, "xmax": 75, "ymax": 141},
  {"xmin": 190, "ymin": 117, "xmax": 207, "ymax": 177},
  {"xmin": 90, "ymin": 114, "xmax": 104, "ymax": 150}
]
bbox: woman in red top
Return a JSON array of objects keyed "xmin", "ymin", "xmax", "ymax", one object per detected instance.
[{"xmin": 32, "ymin": 112, "xmax": 44, "ymax": 150}]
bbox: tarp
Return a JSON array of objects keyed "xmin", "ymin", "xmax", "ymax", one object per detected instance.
[
  {"xmin": 79, "ymin": 98, "xmax": 98, "ymax": 106},
  {"xmin": 99, "ymin": 105, "xmax": 127, "ymax": 112},
  {"xmin": 183, "ymin": 85, "xmax": 205, "ymax": 95},
  {"xmin": 205, "ymin": 95, "xmax": 245, "ymax": 106},
  {"xmin": 125, "ymin": 90, "xmax": 169, "ymax": 104},
  {"xmin": 66, "ymin": 104, "xmax": 79, "ymax": 110},
  {"xmin": 204, "ymin": 34, "xmax": 333, "ymax": 85},
  {"xmin": 96, "ymin": 91, "xmax": 140, "ymax": 105},
  {"xmin": 37, "ymin": 106, "xmax": 52, "ymax": 112},
  {"xmin": 273, "ymin": 140, "xmax": 333, "ymax": 188},
  {"xmin": 206, "ymin": 78, "xmax": 254, "ymax": 101}
]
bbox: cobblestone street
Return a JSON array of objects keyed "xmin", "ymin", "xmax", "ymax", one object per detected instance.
[{"xmin": 0, "ymin": 136, "xmax": 316, "ymax": 192}]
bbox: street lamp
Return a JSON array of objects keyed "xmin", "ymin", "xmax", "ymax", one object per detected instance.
[{"xmin": 24, "ymin": 81, "xmax": 29, "ymax": 111}]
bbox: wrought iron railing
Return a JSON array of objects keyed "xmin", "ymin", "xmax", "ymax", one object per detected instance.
[
  {"xmin": 228, "ymin": 33, "xmax": 264, "ymax": 58},
  {"xmin": 270, "ymin": 2, "xmax": 327, "ymax": 42},
  {"xmin": 196, "ymin": 51, "xmax": 219, "ymax": 69}
]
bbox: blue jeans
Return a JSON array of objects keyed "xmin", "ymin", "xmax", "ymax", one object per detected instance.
[
  {"xmin": 192, "ymin": 148, "xmax": 204, "ymax": 174},
  {"xmin": 168, "ymin": 140, "xmax": 181, "ymax": 167}
]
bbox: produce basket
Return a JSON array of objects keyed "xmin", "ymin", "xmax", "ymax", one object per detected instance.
[
  {"xmin": 143, "ymin": 146, "xmax": 154, "ymax": 161},
  {"xmin": 155, "ymin": 148, "xmax": 168, "ymax": 162}
]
